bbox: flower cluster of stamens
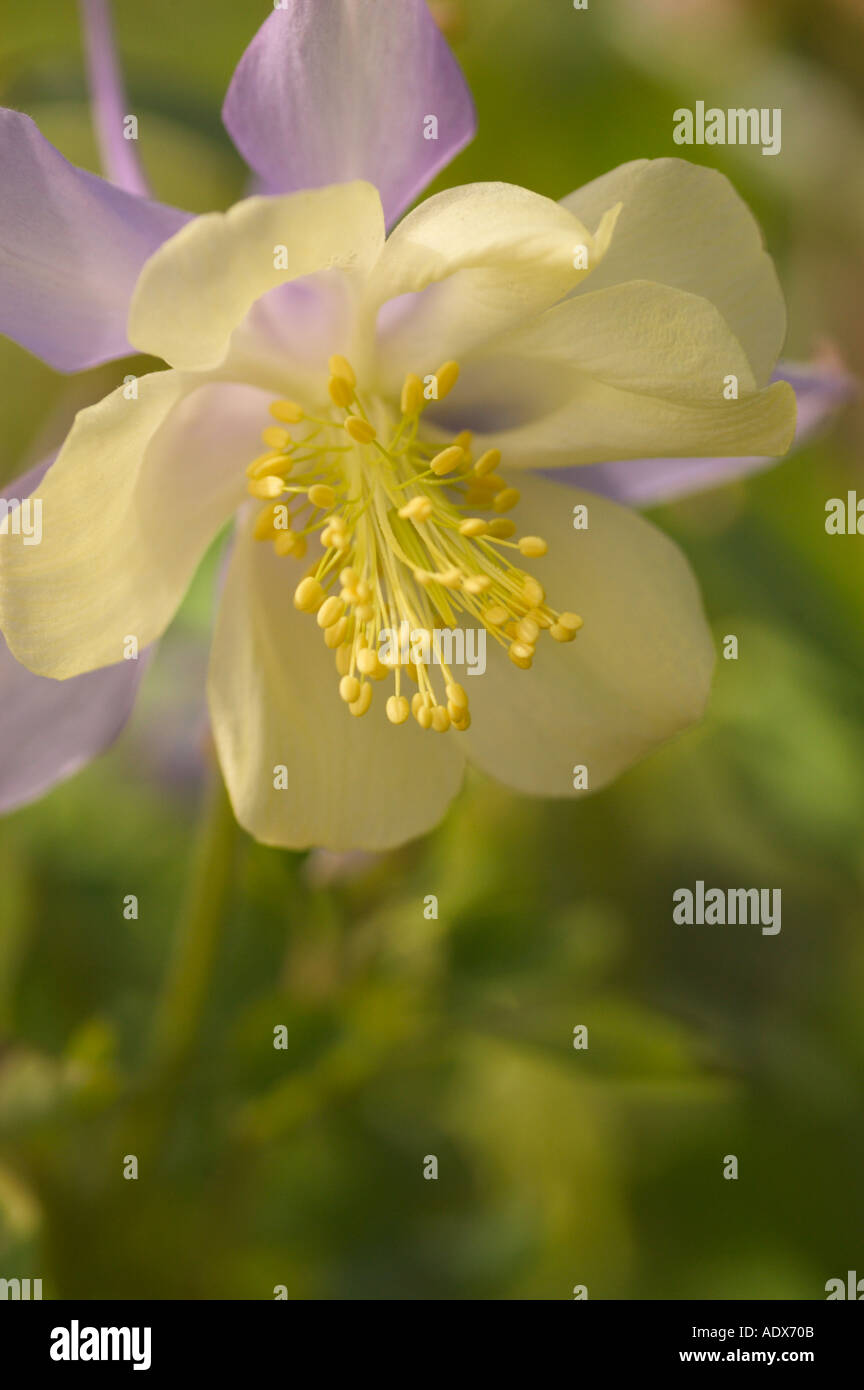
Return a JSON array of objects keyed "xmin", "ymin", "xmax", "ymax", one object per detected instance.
[{"xmin": 246, "ymin": 355, "xmax": 582, "ymax": 732}]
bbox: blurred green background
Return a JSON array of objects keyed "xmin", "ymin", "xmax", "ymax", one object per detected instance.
[{"xmin": 1, "ymin": 0, "xmax": 862, "ymax": 1300}]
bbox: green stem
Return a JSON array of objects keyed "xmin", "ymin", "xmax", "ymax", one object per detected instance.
[{"xmin": 148, "ymin": 764, "xmax": 237, "ymax": 1084}]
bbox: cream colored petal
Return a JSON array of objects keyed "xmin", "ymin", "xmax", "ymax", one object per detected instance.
[
  {"xmin": 561, "ymin": 158, "xmax": 785, "ymax": 387},
  {"xmin": 441, "ymin": 277, "xmax": 794, "ymax": 463},
  {"xmin": 0, "ymin": 373, "xmax": 269, "ymax": 677},
  {"xmin": 461, "ymin": 475, "xmax": 715, "ymax": 796},
  {"xmin": 477, "ymin": 280, "xmax": 758, "ymax": 401},
  {"xmin": 208, "ymin": 517, "xmax": 466, "ymax": 851},
  {"xmin": 467, "ymin": 370, "xmax": 795, "ymax": 468},
  {"xmin": 128, "ymin": 183, "xmax": 385, "ymax": 372},
  {"xmin": 366, "ymin": 181, "xmax": 612, "ymax": 388}
]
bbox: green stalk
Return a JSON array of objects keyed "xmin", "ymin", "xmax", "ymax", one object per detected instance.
[{"xmin": 148, "ymin": 764, "xmax": 237, "ymax": 1084}]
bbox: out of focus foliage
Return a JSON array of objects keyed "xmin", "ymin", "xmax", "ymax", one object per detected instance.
[{"xmin": 0, "ymin": 0, "xmax": 862, "ymax": 1299}]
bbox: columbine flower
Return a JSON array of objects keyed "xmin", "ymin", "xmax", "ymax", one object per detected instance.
[{"xmin": 0, "ymin": 0, "xmax": 848, "ymax": 843}]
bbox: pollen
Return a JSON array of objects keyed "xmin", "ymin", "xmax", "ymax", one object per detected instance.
[{"xmin": 248, "ymin": 364, "xmax": 581, "ymax": 733}]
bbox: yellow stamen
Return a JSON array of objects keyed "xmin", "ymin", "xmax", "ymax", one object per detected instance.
[
  {"xmin": 433, "ymin": 360, "xmax": 460, "ymax": 400},
  {"xmin": 246, "ymin": 451, "xmax": 288, "ymax": 480},
  {"xmin": 317, "ymin": 595, "xmax": 346, "ymax": 629},
  {"xmin": 474, "ymin": 448, "xmax": 501, "ymax": 477},
  {"xmin": 386, "ymin": 695, "xmax": 410, "ymax": 724},
  {"xmin": 398, "ymin": 496, "xmax": 433, "ymax": 522},
  {"xmin": 429, "ymin": 445, "xmax": 464, "ymax": 476},
  {"xmin": 293, "ymin": 577, "xmax": 325, "ymax": 613},
  {"xmin": 401, "ymin": 373, "xmax": 424, "ymax": 415},
  {"xmin": 261, "ymin": 426, "xmax": 291, "ymax": 450},
  {"xmin": 559, "ymin": 611, "xmax": 583, "ymax": 632},
  {"xmin": 509, "ymin": 641, "xmax": 534, "ymax": 670},
  {"xmin": 345, "ymin": 416, "xmax": 376, "ymax": 443},
  {"xmin": 248, "ymin": 476, "xmax": 285, "ymax": 499},
  {"xmin": 328, "ymin": 355, "xmax": 356, "ymax": 388},
  {"xmin": 493, "ymin": 487, "xmax": 520, "ymax": 512},
  {"xmin": 349, "ymin": 683, "xmax": 373, "ymax": 717},
  {"xmin": 269, "ymin": 400, "xmax": 304, "ymax": 424},
  {"xmin": 308, "ymin": 483, "xmax": 337, "ymax": 509},
  {"xmin": 248, "ymin": 357, "xmax": 580, "ymax": 733},
  {"xmin": 328, "ymin": 375, "xmax": 354, "ymax": 408}
]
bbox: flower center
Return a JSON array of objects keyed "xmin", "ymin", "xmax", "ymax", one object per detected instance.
[{"xmin": 245, "ymin": 355, "xmax": 582, "ymax": 731}]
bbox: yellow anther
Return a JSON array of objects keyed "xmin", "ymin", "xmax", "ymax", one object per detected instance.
[
  {"xmin": 529, "ymin": 608, "xmax": 553, "ymax": 630},
  {"xmin": 386, "ymin": 695, "xmax": 410, "ymax": 725},
  {"xmin": 324, "ymin": 616, "xmax": 348, "ymax": 648},
  {"xmin": 328, "ymin": 375, "xmax": 354, "ymax": 409},
  {"xmin": 356, "ymin": 648, "xmax": 387, "ymax": 680},
  {"xmin": 261, "ymin": 426, "xmax": 291, "ymax": 450},
  {"xmin": 273, "ymin": 531, "xmax": 298, "ymax": 558},
  {"xmin": 321, "ymin": 522, "xmax": 349, "ymax": 549},
  {"xmin": 248, "ymin": 476, "xmax": 285, "ymax": 499},
  {"xmin": 429, "ymin": 445, "xmax": 464, "ymax": 476},
  {"xmin": 484, "ymin": 604, "xmax": 510, "ymax": 626},
  {"xmin": 269, "ymin": 400, "xmax": 304, "ymax": 424},
  {"xmin": 400, "ymin": 373, "xmax": 424, "ymax": 415},
  {"xmin": 293, "ymin": 577, "xmax": 325, "ymax": 613},
  {"xmin": 253, "ymin": 504, "xmax": 281, "ymax": 541},
  {"xmin": 309, "ymin": 483, "xmax": 337, "ymax": 509},
  {"xmin": 349, "ymin": 683, "xmax": 373, "ymax": 717},
  {"xmin": 558, "ymin": 612, "xmax": 583, "ymax": 632},
  {"xmin": 431, "ymin": 705, "xmax": 451, "ymax": 733},
  {"xmin": 328, "ymin": 354, "xmax": 356, "ymax": 388},
  {"xmin": 509, "ymin": 641, "xmax": 534, "ymax": 670},
  {"xmin": 472, "ymin": 475, "xmax": 505, "ymax": 496},
  {"xmin": 433, "ymin": 360, "xmax": 460, "ymax": 400},
  {"xmin": 246, "ymin": 451, "xmax": 287, "ymax": 480},
  {"xmin": 267, "ymin": 357, "xmax": 578, "ymax": 736},
  {"xmin": 463, "ymin": 575, "xmax": 491, "ymax": 594},
  {"xmin": 493, "ymin": 487, "xmax": 520, "ymax": 513},
  {"xmin": 437, "ymin": 567, "xmax": 463, "ymax": 589},
  {"xmin": 345, "ymin": 415, "xmax": 376, "ymax": 443},
  {"xmin": 398, "ymin": 496, "xmax": 433, "ymax": 522},
  {"xmin": 474, "ymin": 448, "xmax": 501, "ymax": 477},
  {"xmin": 317, "ymin": 595, "xmax": 346, "ymax": 629}
]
